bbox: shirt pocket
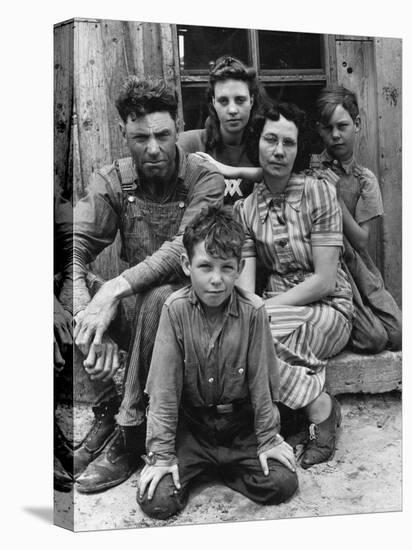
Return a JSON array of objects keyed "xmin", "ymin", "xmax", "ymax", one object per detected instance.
[{"xmin": 223, "ymin": 362, "xmax": 248, "ymax": 402}]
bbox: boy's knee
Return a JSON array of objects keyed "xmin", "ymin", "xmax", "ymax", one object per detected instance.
[
  {"xmin": 264, "ymin": 463, "xmax": 298, "ymax": 504},
  {"xmin": 137, "ymin": 476, "xmax": 187, "ymax": 520}
]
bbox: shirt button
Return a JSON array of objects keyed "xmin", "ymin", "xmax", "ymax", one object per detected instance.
[
  {"xmin": 128, "ymin": 195, "xmax": 136, "ymax": 203},
  {"xmin": 208, "ymin": 377, "xmax": 214, "ymax": 383},
  {"xmin": 238, "ymin": 368, "xmax": 244, "ymax": 374},
  {"xmin": 278, "ymin": 239, "xmax": 287, "ymax": 247},
  {"xmin": 178, "ymin": 201, "xmax": 185, "ymax": 209}
]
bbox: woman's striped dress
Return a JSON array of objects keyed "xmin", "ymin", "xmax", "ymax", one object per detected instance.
[{"xmin": 234, "ymin": 174, "xmax": 354, "ymax": 409}]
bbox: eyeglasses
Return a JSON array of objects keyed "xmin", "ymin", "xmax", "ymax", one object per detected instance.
[{"xmin": 261, "ymin": 135, "xmax": 297, "ymax": 149}]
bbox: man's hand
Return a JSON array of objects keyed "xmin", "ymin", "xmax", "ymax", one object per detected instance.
[
  {"xmin": 54, "ymin": 295, "xmax": 73, "ymax": 371},
  {"xmin": 74, "ymin": 278, "xmax": 125, "ymax": 356},
  {"xmin": 82, "ymin": 333, "xmax": 120, "ymax": 382},
  {"xmin": 259, "ymin": 441, "xmax": 296, "ymax": 475},
  {"xmin": 138, "ymin": 463, "xmax": 180, "ymax": 501}
]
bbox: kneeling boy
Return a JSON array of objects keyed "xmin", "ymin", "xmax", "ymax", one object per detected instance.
[{"xmin": 137, "ymin": 206, "xmax": 298, "ymax": 519}]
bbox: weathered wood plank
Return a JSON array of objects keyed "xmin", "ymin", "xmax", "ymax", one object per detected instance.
[
  {"xmin": 123, "ymin": 20, "xmax": 145, "ymax": 76},
  {"xmin": 326, "ymin": 350, "xmax": 402, "ymax": 395},
  {"xmin": 73, "ymin": 20, "xmax": 112, "ymax": 190},
  {"xmin": 335, "ymin": 37, "xmax": 382, "ymax": 270},
  {"xmin": 374, "ymin": 37, "xmax": 402, "ymax": 307},
  {"xmin": 100, "ymin": 19, "xmax": 130, "ymax": 162},
  {"xmin": 143, "ymin": 22, "xmax": 163, "ymax": 77},
  {"xmin": 54, "ymin": 21, "xmax": 74, "ymax": 197}
]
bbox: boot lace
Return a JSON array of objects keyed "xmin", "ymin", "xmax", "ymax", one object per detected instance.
[{"xmin": 309, "ymin": 423, "xmax": 318, "ymax": 441}]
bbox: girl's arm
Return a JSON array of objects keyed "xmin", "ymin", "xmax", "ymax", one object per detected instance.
[
  {"xmin": 194, "ymin": 152, "xmax": 263, "ymax": 182},
  {"xmin": 339, "ymin": 199, "xmax": 370, "ymax": 252},
  {"xmin": 265, "ymin": 245, "xmax": 340, "ymax": 307}
]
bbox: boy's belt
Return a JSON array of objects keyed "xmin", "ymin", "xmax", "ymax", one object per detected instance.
[{"xmin": 184, "ymin": 401, "xmax": 250, "ymax": 416}]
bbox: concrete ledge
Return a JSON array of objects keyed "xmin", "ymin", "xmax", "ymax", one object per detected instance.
[{"xmin": 325, "ymin": 350, "xmax": 402, "ymax": 395}]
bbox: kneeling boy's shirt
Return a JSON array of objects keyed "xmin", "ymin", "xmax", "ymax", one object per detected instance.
[{"xmin": 145, "ymin": 285, "xmax": 281, "ymax": 465}]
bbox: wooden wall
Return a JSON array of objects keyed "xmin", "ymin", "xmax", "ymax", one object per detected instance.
[
  {"xmin": 334, "ymin": 35, "xmax": 402, "ymax": 305},
  {"xmin": 54, "ymin": 18, "xmax": 182, "ymax": 280},
  {"xmin": 54, "ymin": 19, "xmax": 402, "ymax": 305}
]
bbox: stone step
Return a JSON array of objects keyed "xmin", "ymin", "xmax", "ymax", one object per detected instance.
[{"xmin": 325, "ymin": 350, "xmax": 402, "ymax": 395}]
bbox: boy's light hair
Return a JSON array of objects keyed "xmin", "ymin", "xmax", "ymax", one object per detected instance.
[
  {"xmin": 183, "ymin": 205, "xmax": 245, "ymax": 263},
  {"xmin": 316, "ymin": 86, "xmax": 359, "ymax": 125}
]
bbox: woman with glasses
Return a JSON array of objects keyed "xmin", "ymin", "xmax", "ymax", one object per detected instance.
[{"xmin": 234, "ymin": 101, "xmax": 354, "ymax": 469}]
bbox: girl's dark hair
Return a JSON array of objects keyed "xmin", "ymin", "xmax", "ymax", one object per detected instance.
[
  {"xmin": 115, "ymin": 76, "xmax": 178, "ymax": 123},
  {"xmin": 183, "ymin": 205, "xmax": 245, "ymax": 263},
  {"xmin": 205, "ymin": 55, "xmax": 269, "ymax": 160},
  {"xmin": 250, "ymin": 100, "xmax": 310, "ymax": 171},
  {"xmin": 316, "ymin": 86, "xmax": 359, "ymax": 125}
]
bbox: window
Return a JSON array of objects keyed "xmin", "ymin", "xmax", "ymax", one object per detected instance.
[{"xmin": 175, "ymin": 25, "xmax": 330, "ymax": 154}]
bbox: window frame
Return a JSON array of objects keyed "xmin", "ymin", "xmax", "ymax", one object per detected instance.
[{"xmin": 172, "ymin": 26, "xmax": 337, "ymax": 131}]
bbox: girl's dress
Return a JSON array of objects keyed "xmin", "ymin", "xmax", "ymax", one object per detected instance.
[{"xmin": 234, "ymin": 174, "xmax": 354, "ymax": 409}]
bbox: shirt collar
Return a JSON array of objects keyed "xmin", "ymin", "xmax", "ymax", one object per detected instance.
[
  {"xmin": 318, "ymin": 149, "xmax": 359, "ymax": 175},
  {"xmin": 188, "ymin": 287, "xmax": 239, "ymax": 317},
  {"xmin": 256, "ymin": 174, "xmax": 305, "ymax": 223}
]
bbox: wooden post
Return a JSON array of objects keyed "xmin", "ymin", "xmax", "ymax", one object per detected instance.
[
  {"xmin": 335, "ymin": 36, "xmax": 382, "ymax": 269},
  {"xmin": 54, "ymin": 20, "xmax": 74, "ymax": 197},
  {"xmin": 374, "ymin": 37, "xmax": 402, "ymax": 306}
]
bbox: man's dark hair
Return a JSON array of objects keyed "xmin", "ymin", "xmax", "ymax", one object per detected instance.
[
  {"xmin": 115, "ymin": 76, "xmax": 178, "ymax": 123},
  {"xmin": 183, "ymin": 205, "xmax": 245, "ymax": 263},
  {"xmin": 204, "ymin": 55, "xmax": 269, "ymax": 159},
  {"xmin": 316, "ymin": 86, "xmax": 359, "ymax": 125},
  {"xmin": 250, "ymin": 100, "xmax": 309, "ymax": 171}
]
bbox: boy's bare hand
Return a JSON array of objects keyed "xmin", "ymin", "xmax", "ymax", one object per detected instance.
[
  {"xmin": 138, "ymin": 463, "xmax": 180, "ymax": 501},
  {"xmin": 259, "ymin": 441, "xmax": 296, "ymax": 475}
]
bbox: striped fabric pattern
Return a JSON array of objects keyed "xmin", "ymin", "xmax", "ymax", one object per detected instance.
[{"xmin": 234, "ymin": 174, "xmax": 354, "ymax": 409}]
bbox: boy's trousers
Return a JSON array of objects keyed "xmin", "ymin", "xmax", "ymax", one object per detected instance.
[{"xmin": 138, "ymin": 403, "xmax": 298, "ymax": 519}]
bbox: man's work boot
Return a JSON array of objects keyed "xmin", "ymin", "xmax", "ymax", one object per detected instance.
[
  {"xmin": 75, "ymin": 423, "xmax": 145, "ymax": 494},
  {"xmin": 54, "ymin": 455, "xmax": 74, "ymax": 492},
  {"xmin": 54, "ymin": 422, "xmax": 74, "ymax": 475},
  {"xmin": 300, "ymin": 396, "xmax": 342, "ymax": 469},
  {"xmin": 73, "ymin": 397, "xmax": 119, "ymax": 479}
]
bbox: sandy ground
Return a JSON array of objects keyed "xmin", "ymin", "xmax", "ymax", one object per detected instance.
[{"xmin": 54, "ymin": 391, "xmax": 402, "ymax": 532}]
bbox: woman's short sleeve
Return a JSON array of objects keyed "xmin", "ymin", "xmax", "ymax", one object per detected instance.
[{"xmin": 309, "ymin": 178, "xmax": 343, "ymax": 248}]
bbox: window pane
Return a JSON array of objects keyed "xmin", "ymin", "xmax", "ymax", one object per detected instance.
[
  {"xmin": 259, "ymin": 31, "xmax": 322, "ymax": 70},
  {"xmin": 177, "ymin": 25, "xmax": 249, "ymax": 71},
  {"xmin": 181, "ymin": 86, "xmax": 209, "ymax": 131}
]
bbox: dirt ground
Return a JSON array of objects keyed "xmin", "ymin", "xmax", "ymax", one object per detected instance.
[{"xmin": 54, "ymin": 391, "xmax": 402, "ymax": 532}]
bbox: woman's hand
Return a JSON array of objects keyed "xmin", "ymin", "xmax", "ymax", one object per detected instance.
[{"xmin": 259, "ymin": 441, "xmax": 296, "ymax": 474}]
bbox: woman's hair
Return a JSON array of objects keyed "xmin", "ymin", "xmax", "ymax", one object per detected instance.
[
  {"xmin": 250, "ymin": 101, "xmax": 310, "ymax": 171},
  {"xmin": 316, "ymin": 86, "xmax": 359, "ymax": 125},
  {"xmin": 183, "ymin": 205, "xmax": 245, "ymax": 263},
  {"xmin": 115, "ymin": 76, "xmax": 178, "ymax": 123},
  {"xmin": 204, "ymin": 55, "xmax": 268, "ymax": 159}
]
